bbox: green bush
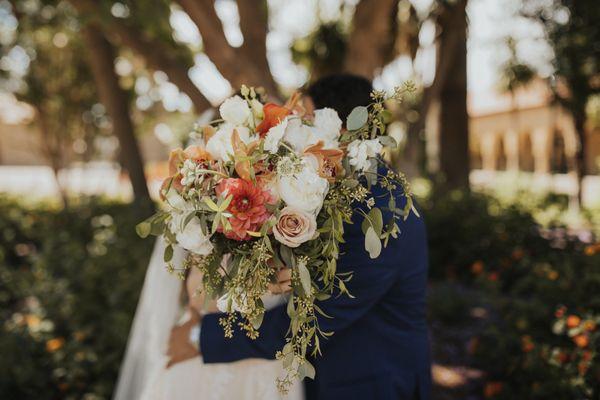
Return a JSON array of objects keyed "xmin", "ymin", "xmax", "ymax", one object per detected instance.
[
  {"xmin": 424, "ymin": 190, "xmax": 600, "ymax": 399},
  {"xmin": 0, "ymin": 197, "xmax": 152, "ymax": 399}
]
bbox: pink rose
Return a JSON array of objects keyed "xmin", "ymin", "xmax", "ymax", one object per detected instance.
[{"xmin": 273, "ymin": 207, "xmax": 317, "ymax": 248}]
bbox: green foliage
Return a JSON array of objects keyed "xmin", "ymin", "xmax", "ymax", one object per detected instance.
[
  {"xmin": 425, "ymin": 190, "xmax": 600, "ymax": 399},
  {"xmin": 0, "ymin": 196, "xmax": 152, "ymax": 399}
]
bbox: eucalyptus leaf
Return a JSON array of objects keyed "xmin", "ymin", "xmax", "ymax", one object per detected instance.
[
  {"xmin": 346, "ymin": 106, "xmax": 368, "ymax": 130},
  {"xmin": 135, "ymin": 221, "xmax": 151, "ymax": 238},
  {"xmin": 297, "ymin": 262, "xmax": 311, "ymax": 295},
  {"xmin": 368, "ymin": 207, "xmax": 384, "ymax": 236},
  {"xmin": 378, "ymin": 135, "xmax": 397, "ymax": 148},
  {"xmin": 164, "ymin": 244, "xmax": 174, "ymax": 262},
  {"xmin": 365, "ymin": 226, "xmax": 382, "ymax": 259}
]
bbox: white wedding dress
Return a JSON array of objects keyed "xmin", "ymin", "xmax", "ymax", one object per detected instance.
[{"xmin": 114, "ymin": 238, "xmax": 303, "ymax": 400}]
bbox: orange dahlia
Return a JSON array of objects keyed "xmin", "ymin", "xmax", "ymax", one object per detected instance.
[{"xmin": 216, "ymin": 178, "xmax": 273, "ymax": 241}]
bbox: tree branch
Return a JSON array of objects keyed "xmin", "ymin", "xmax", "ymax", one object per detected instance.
[
  {"xmin": 69, "ymin": 0, "xmax": 211, "ymax": 112},
  {"xmin": 344, "ymin": 0, "xmax": 400, "ymax": 79},
  {"xmin": 236, "ymin": 0, "xmax": 278, "ymax": 96},
  {"xmin": 82, "ymin": 24, "xmax": 153, "ymax": 211}
]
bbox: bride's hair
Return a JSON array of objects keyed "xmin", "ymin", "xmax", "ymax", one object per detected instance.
[{"xmin": 306, "ymin": 74, "xmax": 373, "ymax": 122}]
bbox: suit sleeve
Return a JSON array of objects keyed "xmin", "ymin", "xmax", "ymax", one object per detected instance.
[{"xmin": 200, "ymin": 304, "xmax": 288, "ymax": 363}]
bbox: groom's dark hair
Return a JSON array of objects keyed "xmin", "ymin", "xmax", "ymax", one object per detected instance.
[{"xmin": 306, "ymin": 74, "xmax": 373, "ymax": 123}]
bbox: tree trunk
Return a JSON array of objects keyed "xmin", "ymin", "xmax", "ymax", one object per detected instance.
[
  {"xmin": 37, "ymin": 109, "xmax": 69, "ymax": 209},
  {"xmin": 82, "ymin": 25, "xmax": 153, "ymax": 213},
  {"xmin": 396, "ymin": 1, "xmax": 465, "ymax": 179},
  {"xmin": 572, "ymin": 110, "xmax": 587, "ymax": 208},
  {"xmin": 436, "ymin": 0, "xmax": 470, "ymax": 190},
  {"xmin": 236, "ymin": 0, "xmax": 279, "ymax": 96},
  {"xmin": 344, "ymin": 0, "xmax": 399, "ymax": 79}
]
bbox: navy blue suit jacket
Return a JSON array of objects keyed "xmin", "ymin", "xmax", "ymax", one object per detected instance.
[{"xmin": 199, "ymin": 173, "xmax": 431, "ymax": 400}]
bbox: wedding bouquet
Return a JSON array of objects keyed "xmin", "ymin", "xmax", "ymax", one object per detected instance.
[{"xmin": 137, "ymin": 84, "xmax": 418, "ymax": 392}]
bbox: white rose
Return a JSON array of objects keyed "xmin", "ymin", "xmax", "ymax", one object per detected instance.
[
  {"xmin": 219, "ymin": 95, "xmax": 251, "ymax": 126},
  {"xmin": 347, "ymin": 138, "xmax": 383, "ymax": 172},
  {"xmin": 313, "ymin": 108, "xmax": 342, "ymax": 142},
  {"xmin": 273, "ymin": 206, "xmax": 317, "ymax": 247},
  {"xmin": 264, "ymin": 118, "xmax": 288, "ymax": 153},
  {"xmin": 277, "ymin": 161, "xmax": 329, "ymax": 215},
  {"xmin": 171, "ymin": 215, "xmax": 213, "ymax": 255},
  {"xmin": 283, "ymin": 118, "xmax": 312, "ymax": 152},
  {"xmin": 206, "ymin": 123, "xmax": 252, "ymax": 161}
]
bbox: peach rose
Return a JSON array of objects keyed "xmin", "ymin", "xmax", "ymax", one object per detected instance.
[{"xmin": 273, "ymin": 207, "xmax": 317, "ymax": 248}]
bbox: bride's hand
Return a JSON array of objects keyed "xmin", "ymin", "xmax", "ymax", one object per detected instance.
[
  {"xmin": 166, "ymin": 310, "xmax": 201, "ymax": 368},
  {"xmin": 268, "ymin": 268, "xmax": 292, "ymax": 294}
]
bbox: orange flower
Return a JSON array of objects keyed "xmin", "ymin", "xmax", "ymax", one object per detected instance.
[
  {"xmin": 583, "ymin": 320, "xmax": 596, "ymax": 332},
  {"xmin": 573, "ymin": 334, "xmax": 589, "ymax": 348},
  {"xmin": 566, "ymin": 315, "xmax": 581, "ymax": 328},
  {"xmin": 511, "ymin": 248, "xmax": 525, "ymax": 260},
  {"xmin": 521, "ymin": 335, "xmax": 535, "ymax": 353},
  {"xmin": 46, "ymin": 337, "xmax": 65, "ymax": 353},
  {"xmin": 557, "ymin": 351, "xmax": 570, "ymax": 364},
  {"xmin": 483, "ymin": 381, "xmax": 503, "ymax": 398},
  {"xmin": 215, "ymin": 178, "xmax": 273, "ymax": 241},
  {"xmin": 471, "ymin": 260, "xmax": 484, "ymax": 275},
  {"xmin": 160, "ymin": 145, "xmax": 213, "ymax": 198},
  {"xmin": 303, "ymin": 141, "xmax": 345, "ymax": 182},
  {"xmin": 584, "ymin": 243, "xmax": 600, "ymax": 256},
  {"xmin": 231, "ymin": 129, "xmax": 259, "ymax": 181},
  {"xmin": 256, "ymin": 103, "xmax": 291, "ymax": 136}
]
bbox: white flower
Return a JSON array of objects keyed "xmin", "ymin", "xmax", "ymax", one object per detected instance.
[
  {"xmin": 313, "ymin": 108, "xmax": 342, "ymax": 142},
  {"xmin": 179, "ymin": 159, "xmax": 204, "ymax": 186},
  {"xmin": 283, "ymin": 118, "xmax": 314, "ymax": 152},
  {"xmin": 283, "ymin": 116, "xmax": 340, "ymax": 152},
  {"xmin": 347, "ymin": 138, "xmax": 383, "ymax": 172},
  {"xmin": 276, "ymin": 160, "xmax": 329, "ymax": 215},
  {"xmin": 263, "ymin": 118, "xmax": 288, "ymax": 153},
  {"xmin": 219, "ymin": 95, "xmax": 251, "ymax": 126},
  {"xmin": 170, "ymin": 214, "xmax": 213, "ymax": 255},
  {"xmin": 206, "ymin": 123, "xmax": 252, "ymax": 161},
  {"xmin": 164, "ymin": 187, "xmax": 188, "ymax": 211}
]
